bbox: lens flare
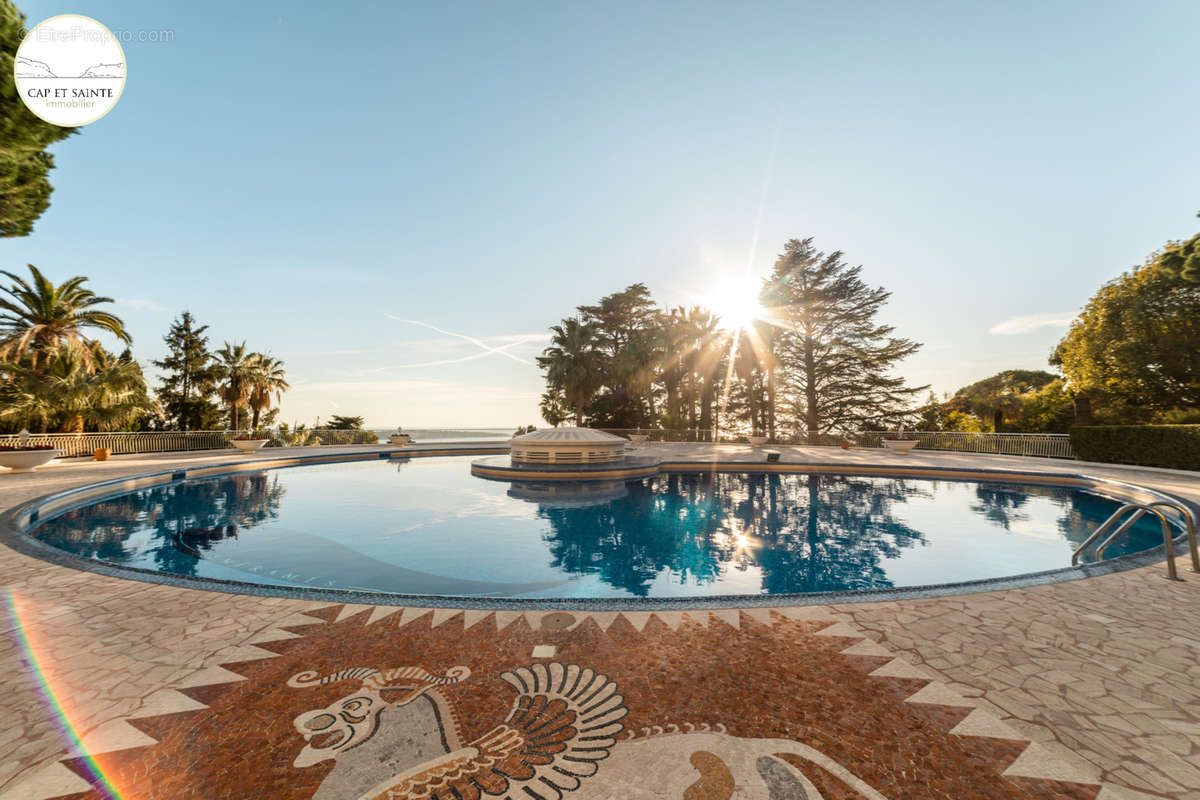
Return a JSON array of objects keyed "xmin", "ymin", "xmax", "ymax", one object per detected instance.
[{"xmin": 6, "ymin": 590, "xmax": 126, "ymax": 798}]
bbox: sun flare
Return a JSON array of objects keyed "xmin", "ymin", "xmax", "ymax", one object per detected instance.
[{"xmin": 709, "ymin": 275, "xmax": 765, "ymax": 331}]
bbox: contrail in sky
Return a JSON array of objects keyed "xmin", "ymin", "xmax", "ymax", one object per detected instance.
[
  {"xmin": 366, "ymin": 341, "xmax": 530, "ymax": 372},
  {"xmin": 384, "ymin": 315, "xmax": 538, "ymax": 366}
]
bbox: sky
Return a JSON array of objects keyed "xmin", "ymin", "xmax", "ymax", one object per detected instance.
[{"xmin": 4, "ymin": 0, "xmax": 1199, "ymax": 427}]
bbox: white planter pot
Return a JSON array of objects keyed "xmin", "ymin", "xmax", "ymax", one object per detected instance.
[
  {"xmin": 231, "ymin": 439, "xmax": 268, "ymax": 453},
  {"xmin": 748, "ymin": 435, "xmax": 768, "ymax": 448},
  {"xmin": 0, "ymin": 449, "xmax": 61, "ymax": 473},
  {"xmin": 628, "ymin": 434, "xmax": 649, "ymax": 444},
  {"xmin": 881, "ymin": 439, "xmax": 919, "ymax": 454}
]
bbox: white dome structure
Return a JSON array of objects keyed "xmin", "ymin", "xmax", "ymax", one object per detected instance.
[{"xmin": 509, "ymin": 427, "xmax": 627, "ymax": 464}]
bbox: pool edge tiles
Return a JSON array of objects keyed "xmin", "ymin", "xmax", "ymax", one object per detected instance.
[{"xmin": 2, "ymin": 450, "xmax": 1197, "ymax": 610}]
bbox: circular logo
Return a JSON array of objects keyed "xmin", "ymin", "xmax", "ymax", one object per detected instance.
[{"xmin": 14, "ymin": 14, "xmax": 126, "ymax": 126}]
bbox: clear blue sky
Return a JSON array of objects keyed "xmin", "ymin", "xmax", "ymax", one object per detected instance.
[{"xmin": 6, "ymin": 0, "xmax": 1199, "ymax": 426}]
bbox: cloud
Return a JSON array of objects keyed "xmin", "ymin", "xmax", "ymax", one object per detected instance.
[
  {"xmin": 988, "ymin": 311, "xmax": 1077, "ymax": 335},
  {"xmin": 116, "ymin": 297, "xmax": 166, "ymax": 311}
]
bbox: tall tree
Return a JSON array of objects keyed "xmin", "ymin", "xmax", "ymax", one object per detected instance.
[
  {"xmin": 1052, "ymin": 254, "xmax": 1200, "ymax": 420},
  {"xmin": 537, "ymin": 318, "xmax": 602, "ymax": 425},
  {"xmin": 152, "ymin": 311, "xmax": 220, "ymax": 430},
  {"xmin": 213, "ymin": 341, "xmax": 256, "ymax": 431},
  {"xmin": 659, "ymin": 306, "xmax": 727, "ymax": 436},
  {"xmin": 578, "ymin": 283, "xmax": 661, "ymax": 427},
  {"xmin": 728, "ymin": 319, "xmax": 778, "ymax": 437},
  {"xmin": 0, "ymin": 265, "xmax": 130, "ymax": 370},
  {"xmin": 247, "ymin": 353, "xmax": 288, "ymax": 429},
  {"xmin": 763, "ymin": 238, "xmax": 925, "ymax": 443},
  {"xmin": 0, "ymin": 1, "xmax": 77, "ymax": 237}
]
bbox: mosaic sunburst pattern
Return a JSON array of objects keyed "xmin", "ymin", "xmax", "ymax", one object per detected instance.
[{"xmin": 50, "ymin": 606, "xmax": 1100, "ymax": 799}]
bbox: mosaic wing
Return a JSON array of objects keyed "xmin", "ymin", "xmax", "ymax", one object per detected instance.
[{"xmin": 365, "ymin": 662, "xmax": 626, "ymax": 800}]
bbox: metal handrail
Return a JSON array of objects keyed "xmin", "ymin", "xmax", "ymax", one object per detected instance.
[
  {"xmin": 1100, "ymin": 501, "xmax": 1200, "ymax": 570},
  {"xmin": 1072, "ymin": 500, "xmax": 1200, "ymax": 580}
]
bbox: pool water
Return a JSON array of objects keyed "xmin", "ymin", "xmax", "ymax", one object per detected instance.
[{"xmin": 28, "ymin": 456, "xmax": 1168, "ymax": 599}]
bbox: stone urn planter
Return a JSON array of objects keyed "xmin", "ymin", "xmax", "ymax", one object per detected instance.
[
  {"xmin": 0, "ymin": 448, "xmax": 61, "ymax": 473},
  {"xmin": 93, "ymin": 447, "xmax": 111, "ymax": 461},
  {"xmin": 628, "ymin": 434, "xmax": 649, "ymax": 444},
  {"xmin": 881, "ymin": 438, "xmax": 919, "ymax": 454},
  {"xmin": 748, "ymin": 435, "xmax": 768, "ymax": 448},
  {"xmin": 231, "ymin": 438, "xmax": 268, "ymax": 453}
]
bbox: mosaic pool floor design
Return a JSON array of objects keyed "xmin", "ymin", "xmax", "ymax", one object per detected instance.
[{"xmin": 49, "ymin": 605, "xmax": 1100, "ymax": 799}]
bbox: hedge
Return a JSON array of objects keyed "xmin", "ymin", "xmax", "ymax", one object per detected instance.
[{"xmin": 1069, "ymin": 425, "xmax": 1200, "ymax": 471}]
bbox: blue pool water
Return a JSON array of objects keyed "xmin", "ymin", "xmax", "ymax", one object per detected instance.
[{"xmin": 28, "ymin": 456, "xmax": 1168, "ymax": 599}]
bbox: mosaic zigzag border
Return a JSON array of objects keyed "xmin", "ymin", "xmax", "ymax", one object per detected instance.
[{"xmin": 4, "ymin": 604, "xmax": 1119, "ymax": 800}]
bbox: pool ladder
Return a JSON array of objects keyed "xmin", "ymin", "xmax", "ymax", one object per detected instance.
[{"xmin": 1072, "ymin": 501, "xmax": 1200, "ymax": 580}]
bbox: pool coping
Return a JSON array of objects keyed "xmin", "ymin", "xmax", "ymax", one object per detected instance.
[{"xmin": 2, "ymin": 448, "xmax": 1198, "ymax": 611}]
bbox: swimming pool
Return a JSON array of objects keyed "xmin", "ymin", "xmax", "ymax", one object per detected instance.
[{"xmin": 22, "ymin": 455, "xmax": 1175, "ymax": 600}]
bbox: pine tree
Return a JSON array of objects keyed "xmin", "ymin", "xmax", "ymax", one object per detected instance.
[
  {"xmin": 1, "ymin": 1, "xmax": 77, "ymax": 237},
  {"xmin": 763, "ymin": 238, "xmax": 926, "ymax": 443},
  {"xmin": 576, "ymin": 283, "xmax": 662, "ymax": 427},
  {"xmin": 152, "ymin": 312, "xmax": 220, "ymax": 430}
]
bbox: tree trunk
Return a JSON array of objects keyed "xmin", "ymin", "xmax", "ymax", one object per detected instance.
[
  {"xmin": 699, "ymin": 381, "xmax": 714, "ymax": 442},
  {"xmin": 181, "ymin": 370, "xmax": 190, "ymax": 431},
  {"xmin": 992, "ymin": 409, "xmax": 1003, "ymax": 433},
  {"xmin": 767, "ymin": 365, "xmax": 776, "ymax": 441},
  {"xmin": 1073, "ymin": 391, "xmax": 1093, "ymax": 426},
  {"xmin": 804, "ymin": 336, "xmax": 819, "ymax": 444}
]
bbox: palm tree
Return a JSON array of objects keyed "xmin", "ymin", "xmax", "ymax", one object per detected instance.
[
  {"xmin": 0, "ymin": 343, "xmax": 153, "ymax": 432},
  {"xmin": 536, "ymin": 318, "xmax": 601, "ymax": 425},
  {"xmin": 247, "ymin": 353, "xmax": 289, "ymax": 430},
  {"xmin": 679, "ymin": 307, "xmax": 724, "ymax": 437},
  {"xmin": 213, "ymin": 341, "xmax": 255, "ymax": 431},
  {"xmin": 0, "ymin": 265, "xmax": 130, "ymax": 371}
]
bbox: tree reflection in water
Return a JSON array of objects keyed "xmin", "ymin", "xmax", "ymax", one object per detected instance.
[
  {"xmin": 535, "ymin": 473, "xmax": 930, "ymax": 596},
  {"xmin": 970, "ymin": 484, "xmax": 1033, "ymax": 531},
  {"xmin": 34, "ymin": 473, "xmax": 286, "ymax": 576}
]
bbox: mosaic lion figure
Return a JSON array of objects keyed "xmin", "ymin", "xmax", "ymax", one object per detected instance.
[{"xmin": 288, "ymin": 662, "xmax": 889, "ymax": 799}]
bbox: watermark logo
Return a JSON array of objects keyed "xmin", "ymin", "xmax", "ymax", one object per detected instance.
[{"xmin": 14, "ymin": 14, "xmax": 126, "ymax": 126}]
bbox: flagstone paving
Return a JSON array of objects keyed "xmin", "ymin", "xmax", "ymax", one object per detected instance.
[{"xmin": 0, "ymin": 444, "xmax": 1197, "ymax": 799}]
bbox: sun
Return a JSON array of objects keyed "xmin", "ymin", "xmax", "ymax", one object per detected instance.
[{"xmin": 709, "ymin": 275, "xmax": 764, "ymax": 331}]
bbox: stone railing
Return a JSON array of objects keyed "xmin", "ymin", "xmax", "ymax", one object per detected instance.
[{"xmin": 0, "ymin": 429, "xmax": 380, "ymax": 458}]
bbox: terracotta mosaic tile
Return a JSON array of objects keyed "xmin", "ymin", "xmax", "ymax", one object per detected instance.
[
  {"xmin": 47, "ymin": 606, "xmax": 1099, "ymax": 800},
  {"xmin": 4, "ymin": 447, "xmax": 1200, "ymax": 799}
]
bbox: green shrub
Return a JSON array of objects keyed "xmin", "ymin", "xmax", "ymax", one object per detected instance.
[{"xmin": 1070, "ymin": 425, "xmax": 1200, "ymax": 470}]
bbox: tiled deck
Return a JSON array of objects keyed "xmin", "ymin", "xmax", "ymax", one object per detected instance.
[{"xmin": 1, "ymin": 444, "xmax": 1199, "ymax": 799}]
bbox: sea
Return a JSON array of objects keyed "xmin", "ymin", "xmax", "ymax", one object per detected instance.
[{"xmin": 367, "ymin": 428, "xmax": 515, "ymax": 444}]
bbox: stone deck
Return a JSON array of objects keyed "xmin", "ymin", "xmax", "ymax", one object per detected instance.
[{"xmin": 1, "ymin": 444, "xmax": 1198, "ymax": 799}]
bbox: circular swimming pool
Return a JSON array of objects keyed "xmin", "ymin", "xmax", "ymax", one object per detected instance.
[{"xmin": 19, "ymin": 454, "xmax": 1179, "ymax": 601}]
